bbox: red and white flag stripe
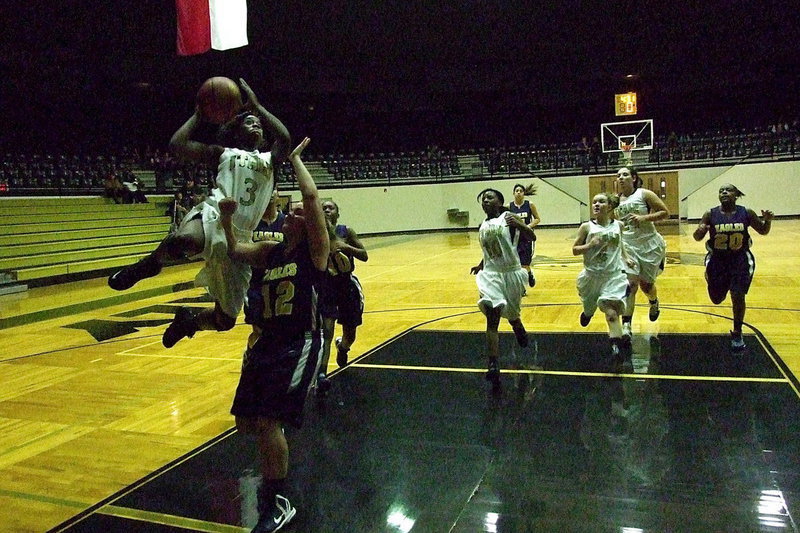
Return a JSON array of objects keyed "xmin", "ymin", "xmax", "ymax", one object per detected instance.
[{"xmin": 176, "ymin": 0, "xmax": 248, "ymax": 56}]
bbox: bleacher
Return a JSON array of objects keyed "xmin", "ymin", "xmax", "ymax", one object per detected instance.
[
  {"xmin": 0, "ymin": 196, "xmax": 173, "ymax": 290},
  {"xmin": 0, "ymin": 119, "xmax": 797, "ymax": 291}
]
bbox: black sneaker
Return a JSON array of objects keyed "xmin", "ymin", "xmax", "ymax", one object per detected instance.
[
  {"xmin": 485, "ymin": 358, "xmax": 500, "ymax": 388},
  {"xmin": 162, "ymin": 307, "xmax": 197, "ymax": 348},
  {"xmin": 620, "ymin": 337, "xmax": 634, "ymax": 373},
  {"xmin": 108, "ymin": 256, "xmax": 161, "ymax": 291},
  {"xmin": 579, "ymin": 312, "xmax": 592, "ymax": 327},
  {"xmin": 512, "ymin": 324, "xmax": 529, "ymax": 347},
  {"xmin": 528, "ymin": 271, "xmax": 536, "ymax": 288},
  {"xmin": 649, "ymin": 299, "xmax": 660, "ymax": 321},
  {"xmin": 335, "ymin": 336, "xmax": 348, "ymax": 367},
  {"xmin": 316, "ymin": 373, "xmax": 331, "ymax": 397},
  {"xmin": 253, "ymin": 494, "xmax": 296, "ymax": 533}
]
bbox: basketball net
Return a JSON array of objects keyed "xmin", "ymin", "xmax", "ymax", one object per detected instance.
[{"xmin": 621, "ymin": 143, "xmax": 633, "ymax": 165}]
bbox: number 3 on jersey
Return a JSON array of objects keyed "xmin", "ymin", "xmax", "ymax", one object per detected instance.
[
  {"xmin": 713, "ymin": 232, "xmax": 744, "ymax": 251},
  {"xmin": 261, "ymin": 280, "xmax": 295, "ymax": 319},
  {"xmin": 239, "ymin": 177, "xmax": 258, "ymax": 207}
]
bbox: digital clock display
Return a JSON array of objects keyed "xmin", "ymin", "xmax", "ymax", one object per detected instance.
[{"xmin": 615, "ymin": 92, "xmax": 637, "ymax": 116}]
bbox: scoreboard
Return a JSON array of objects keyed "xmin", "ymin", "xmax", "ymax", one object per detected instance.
[{"xmin": 615, "ymin": 92, "xmax": 637, "ymax": 116}]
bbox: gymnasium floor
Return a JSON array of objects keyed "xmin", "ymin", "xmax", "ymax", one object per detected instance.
[{"xmin": 1, "ymin": 223, "xmax": 799, "ymax": 532}]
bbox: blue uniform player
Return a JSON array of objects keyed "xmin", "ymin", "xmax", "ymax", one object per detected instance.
[
  {"xmin": 244, "ymin": 189, "xmax": 286, "ymax": 348},
  {"xmin": 316, "ymin": 200, "xmax": 368, "ymax": 394},
  {"xmin": 508, "ymin": 183, "xmax": 540, "ymax": 287},
  {"xmin": 220, "ymin": 137, "xmax": 329, "ymax": 532},
  {"xmin": 693, "ymin": 184, "xmax": 773, "ymax": 351}
]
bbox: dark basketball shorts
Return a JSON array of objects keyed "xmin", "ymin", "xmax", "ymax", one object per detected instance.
[
  {"xmin": 705, "ymin": 250, "xmax": 755, "ymax": 301},
  {"xmin": 231, "ymin": 330, "xmax": 322, "ymax": 429},
  {"xmin": 516, "ymin": 240, "xmax": 533, "ymax": 266},
  {"xmin": 319, "ymin": 275, "xmax": 364, "ymax": 327}
]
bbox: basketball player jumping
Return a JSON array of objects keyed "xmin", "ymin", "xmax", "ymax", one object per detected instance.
[{"xmin": 107, "ymin": 79, "xmax": 291, "ymax": 348}]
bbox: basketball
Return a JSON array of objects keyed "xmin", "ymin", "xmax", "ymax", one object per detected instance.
[{"xmin": 196, "ymin": 77, "xmax": 243, "ymax": 125}]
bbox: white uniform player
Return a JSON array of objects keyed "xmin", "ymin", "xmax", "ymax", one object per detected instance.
[
  {"xmin": 614, "ymin": 166, "xmax": 670, "ymax": 333},
  {"xmin": 186, "ymin": 148, "xmax": 275, "ymax": 318},
  {"xmin": 576, "ymin": 219, "xmax": 629, "ymax": 318},
  {"xmin": 476, "ymin": 214, "xmax": 528, "ymax": 320},
  {"xmin": 108, "ymin": 82, "xmax": 291, "ymax": 350},
  {"xmin": 616, "ymin": 187, "xmax": 666, "ymax": 283}
]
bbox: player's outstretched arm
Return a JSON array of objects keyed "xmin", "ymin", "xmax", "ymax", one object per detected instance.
[
  {"xmin": 505, "ymin": 212, "xmax": 535, "ymax": 241},
  {"xmin": 240, "ymin": 78, "xmax": 291, "ymax": 164},
  {"xmin": 748, "ymin": 208, "xmax": 774, "ymax": 235},
  {"xmin": 470, "ymin": 260, "xmax": 484, "ymax": 275},
  {"xmin": 290, "ymin": 138, "xmax": 329, "ymax": 270},
  {"xmin": 572, "ymin": 223, "xmax": 599, "ymax": 255},
  {"xmin": 169, "ymin": 109, "xmax": 224, "ymax": 166},
  {"xmin": 342, "ymin": 228, "xmax": 369, "ymax": 262},
  {"xmin": 220, "ymin": 197, "xmax": 275, "ymax": 266}
]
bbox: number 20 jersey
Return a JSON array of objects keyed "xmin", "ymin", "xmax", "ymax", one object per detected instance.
[
  {"xmin": 209, "ymin": 148, "xmax": 274, "ymax": 233},
  {"xmin": 707, "ymin": 205, "xmax": 752, "ymax": 257}
]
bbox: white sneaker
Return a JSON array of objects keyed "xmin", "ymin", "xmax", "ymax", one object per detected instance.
[
  {"xmin": 730, "ymin": 331, "xmax": 746, "ymax": 352},
  {"xmin": 255, "ymin": 494, "xmax": 296, "ymax": 532}
]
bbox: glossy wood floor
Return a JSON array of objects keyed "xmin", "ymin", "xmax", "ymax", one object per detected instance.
[{"xmin": 1, "ymin": 221, "xmax": 799, "ymax": 532}]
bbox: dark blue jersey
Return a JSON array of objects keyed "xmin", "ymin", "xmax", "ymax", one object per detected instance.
[
  {"xmin": 508, "ymin": 200, "xmax": 535, "ymax": 242},
  {"xmin": 326, "ymin": 224, "xmax": 356, "ymax": 284},
  {"xmin": 707, "ymin": 205, "xmax": 752, "ymax": 257},
  {"xmin": 509, "ymin": 200, "xmax": 533, "ymax": 225},
  {"xmin": 252, "ymin": 212, "xmax": 285, "ymax": 244},
  {"xmin": 245, "ymin": 212, "xmax": 286, "ymax": 325},
  {"xmin": 251, "ymin": 241, "xmax": 324, "ymax": 342}
]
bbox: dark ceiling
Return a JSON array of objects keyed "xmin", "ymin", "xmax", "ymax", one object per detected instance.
[{"xmin": 2, "ymin": 1, "xmax": 798, "ymax": 153}]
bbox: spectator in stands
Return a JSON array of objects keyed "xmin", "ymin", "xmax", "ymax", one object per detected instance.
[
  {"xmin": 166, "ymin": 192, "xmax": 188, "ymax": 228},
  {"xmin": 693, "ymin": 184, "xmax": 773, "ymax": 351},
  {"xmin": 103, "ymin": 171, "xmax": 125, "ymax": 204},
  {"xmin": 107, "ymin": 78, "xmax": 291, "ymax": 349},
  {"xmin": 180, "ymin": 176, "xmax": 205, "ymax": 209},
  {"xmin": 667, "ymin": 131, "xmax": 679, "ymax": 157},
  {"xmin": 579, "ymin": 136, "xmax": 591, "ymax": 173},
  {"xmin": 316, "ymin": 199, "xmax": 368, "ymax": 395},
  {"xmin": 589, "ymin": 136, "xmax": 602, "ymax": 172},
  {"xmin": 122, "ymin": 173, "xmax": 148, "ymax": 203}
]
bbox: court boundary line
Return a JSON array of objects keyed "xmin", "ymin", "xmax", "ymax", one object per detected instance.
[
  {"xmin": 97, "ymin": 505, "xmax": 248, "ymax": 533},
  {"xmin": 48, "ymin": 429, "xmax": 238, "ymax": 533},
  {"xmin": 338, "ymin": 307, "xmax": 800, "ymax": 398},
  {"xmin": 348, "ymin": 362, "xmax": 790, "ymax": 383}
]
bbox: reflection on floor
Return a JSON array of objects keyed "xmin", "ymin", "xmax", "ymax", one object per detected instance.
[{"xmin": 55, "ymin": 331, "xmax": 800, "ymax": 532}]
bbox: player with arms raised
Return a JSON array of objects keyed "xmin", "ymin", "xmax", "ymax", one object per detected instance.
[{"xmin": 107, "ymin": 78, "xmax": 291, "ymax": 348}]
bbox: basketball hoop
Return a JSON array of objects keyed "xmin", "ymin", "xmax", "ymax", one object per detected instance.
[{"xmin": 621, "ymin": 142, "xmax": 633, "ymax": 164}]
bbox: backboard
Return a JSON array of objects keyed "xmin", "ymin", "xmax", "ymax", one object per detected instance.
[{"xmin": 600, "ymin": 119, "xmax": 654, "ymax": 153}]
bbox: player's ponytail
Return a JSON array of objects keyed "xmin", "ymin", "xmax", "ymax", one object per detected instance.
[{"xmin": 629, "ymin": 167, "xmax": 643, "ymax": 190}]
